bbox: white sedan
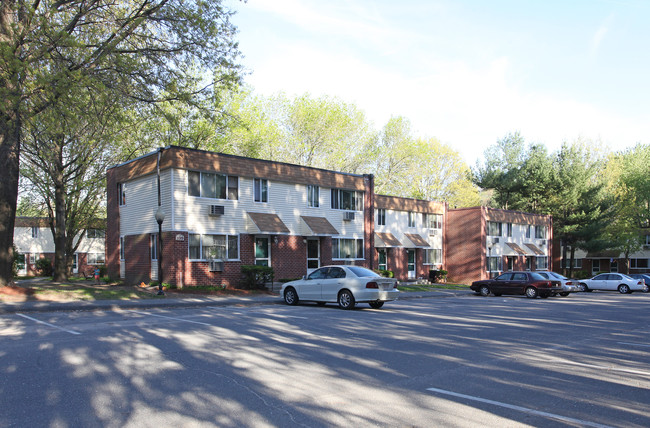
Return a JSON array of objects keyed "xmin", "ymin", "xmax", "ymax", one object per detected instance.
[
  {"xmin": 281, "ymin": 265, "xmax": 399, "ymax": 309},
  {"xmin": 578, "ymin": 273, "xmax": 646, "ymax": 294}
]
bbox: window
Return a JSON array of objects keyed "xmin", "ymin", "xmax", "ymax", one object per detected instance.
[
  {"xmin": 29, "ymin": 253, "xmax": 37, "ymax": 264},
  {"xmin": 119, "ymin": 237, "xmax": 125, "ymax": 260},
  {"xmin": 188, "ymin": 171, "xmax": 238, "ymax": 200},
  {"xmin": 151, "ymin": 234, "xmax": 158, "ymax": 260},
  {"xmin": 535, "ymin": 225, "xmax": 547, "ymax": 239},
  {"xmin": 425, "ymin": 249, "xmax": 442, "ymax": 265},
  {"xmin": 506, "ymin": 256, "xmax": 515, "ymax": 271},
  {"xmin": 506, "ymin": 223, "xmax": 513, "ymax": 237},
  {"xmin": 331, "ymin": 189, "xmax": 363, "ymax": 211},
  {"xmin": 254, "ymin": 178, "xmax": 268, "ymax": 203},
  {"xmin": 525, "ymin": 225, "xmax": 531, "ymax": 239},
  {"xmin": 487, "ymin": 256, "xmax": 502, "ymax": 272},
  {"xmin": 88, "ymin": 253, "xmax": 105, "ymax": 265},
  {"xmin": 308, "ymin": 185, "xmax": 319, "ymax": 208},
  {"xmin": 487, "ymin": 221, "xmax": 502, "ymax": 236},
  {"xmin": 189, "ymin": 234, "xmax": 239, "ymax": 260},
  {"xmin": 425, "ymin": 213, "xmax": 442, "ymax": 229},
  {"xmin": 31, "ymin": 227, "xmax": 39, "ymax": 238},
  {"xmin": 645, "ymin": 235, "xmax": 650, "ymax": 245},
  {"xmin": 536, "ymin": 256, "xmax": 548, "ymax": 270},
  {"xmin": 332, "ymin": 238, "xmax": 364, "ymax": 259},
  {"xmin": 118, "ymin": 183, "xmax": 126, "ymax": 206},
  {"xmin": 377, "ymin": 208, "xmax": 386, "ymax": 226},
  {"xmin": 408, "ymin": 212, "xmax": 416, "ymax": 228},
  {"xmin": 378, "ymin": 248, "xmax": 387, "ymax": 270},
  {"xmin": 562, "ymin": 258, "xmax": 582, "ymax": 269},
  {"xmin": 631, "ymin": 258, "xmax": 649, "ymax": 269},
  {"xmin": 87, "ymin": 229, "xmax": 105, "ymax": 239}
]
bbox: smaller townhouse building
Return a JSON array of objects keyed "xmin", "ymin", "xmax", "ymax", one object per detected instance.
[
  {"xmin": 374, "ymin": 195, "xmax": 446, "ymax": 280},
  {"xmin": 106, "ymin": 146, "xmax": 376, "ymax": 287},
  {"xmin": 14, "ymin": 217, "xmax": 106, "ymax": 276},
  {"xmin": 446, "ymin": 207, "xmax": 553, "ymax": 285}
]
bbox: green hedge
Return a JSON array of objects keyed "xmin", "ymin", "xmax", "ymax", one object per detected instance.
[{"xmin": 240, "ymin": 265, "xmax": 274, "ymax": 289}]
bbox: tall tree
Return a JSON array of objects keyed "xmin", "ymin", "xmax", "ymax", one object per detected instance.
[{"xmin": 0, "ymin": 0, "xmax": 241, "ymax": 285}]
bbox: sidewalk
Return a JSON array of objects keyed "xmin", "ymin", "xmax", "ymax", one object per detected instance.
[{"xmin": 0, "ymin": 286, "xmax": 471, "ymax": 314}]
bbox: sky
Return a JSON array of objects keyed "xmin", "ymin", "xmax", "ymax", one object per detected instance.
[{"xmin": 224, "ymin": 0, "xmax": 650, "ymax": 165}]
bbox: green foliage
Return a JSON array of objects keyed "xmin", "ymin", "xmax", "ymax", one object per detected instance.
[
  {"xmin": 35, "ymin": 258, "xmax": 53, "ymax": 277},
  {"xmin": 429, "ymin": 269, "xmax": 448, "ymax": 282},
  {"xmin": 376, "ymin": 269, "xmax": 394, "ymax": 278},
  {"xmin": 240, "ymin": 265, "xmax": 274, "ymax": 290}
]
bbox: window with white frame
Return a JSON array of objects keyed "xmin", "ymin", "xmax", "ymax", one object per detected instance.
[
  {"xmin": 645, "ymin": 235, "xmax": 650, "ymax": 245},
  {"xmin": 332, "ymin": 238, "xmax": 364, "ymax": 259},
  {"xmin": 525, "ymin": 225, "xmax": 531, "ymax": 238},
  {"xmin": 562, "ymin": 258, "xmax": 582, "ymax": 269},
  {"xmin": 424, "ymin": 249, "xmax": 442, "ymax": 265},
  {"xmin": 377, "ymin": 208, "xmax": 386, "ymax": 226},
  {"xmin": 487, "ymin": 256, "xmax": 502, "ymax": 272},
  {"xmin": 29, "ymin": 253, "xmax": 38, "ymax": 264},
  {"xmin": 631, "ymin": 258, "xmax": 649, "ymax": 269},
  {"xmin": 425, "ymin": 213, "xmax": 442, "ymax": 229},
  {"xmin": 88, "ymin": 253, "xmax": 106, "ymax": 265},
  {"xmin": 31, "ymin": 227, "xmax": 39, "ymax": 238},
  {"xmin": 118, "ymin": 183, "xmax": 126, "ymax": 206},
  {"xmin": 150, "ymin": 234, "xmax": 158, "ymax": 260},
  {"xmin": 535, "ymin": 225, "xmax": 547, "ymax": 239},
  {"xmin": 408, "ymin": 212, "xmax": 416, "ymax": 227},
  {"xmin": 331, "ymin": 189, "xmax": 363, "ymax": 211},
  {"xmin": 87, "ymin": 229, "xmax": 105, "ymax": 239},
  {"xmin": 487, "ymin": 221, "xmax": 502, "ymax": 236},
  {"xmin": 120, "ymin": 236, "xmax": 125, "ymax": 260},
  {"xmin": 188, "ymin": 171, "xmax": 239, "ymax": 200},
  {"xmin": 189, "ymin": 234, "xmax": 239, "ymax": 260},
  {"xmin": 307, "ymin": 185, "xmax": 319, "ymax": 208},
  {"xmin": 536, "ymin": 256, "xmax": 548, "ymax": 270},
  {"xmin": 254, "ymin": 178, "xmax": 268, "ymax": 203},
  {"xmin": 506, "ymin": 223, "xmax": 513, "ymax": 237}
]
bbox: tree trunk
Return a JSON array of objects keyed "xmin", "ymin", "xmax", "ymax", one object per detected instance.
[
  {"xmin": 52, "ymin": 177, "xmax": 68, "ymax": 282},
  {"xmin": 0, "ymin": 111, "xmax": 21, "ymax": 286}
]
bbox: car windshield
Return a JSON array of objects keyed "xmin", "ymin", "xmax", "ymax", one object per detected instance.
[
  {"xmin": 530, "ymin": 273, "xmax": 546, "ymax": 281},
  {"xmin": 347, "ymin": 266, "xmax": 380, "ymax": 278}
]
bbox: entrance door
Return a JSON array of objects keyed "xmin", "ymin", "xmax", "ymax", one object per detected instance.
[
  {"xmin": 378, "ymin": 249, "xmax": 387, "ymax": 271},
  {"xmin": 255, "ymin": 237, "xmax": 270, "ymax": 266},
  {"xmin": 407, "ymin": 249, "xmax": 416, "ymax": 279},
  {"xmin": 16, "ymin": 253, "xmax": 26, "ymax": 276},
  {"xmin": 72, "ymin": 253, "xmax": 79, "ymax": 274},
  {"xmin": 610, "ymin": 260, "xmax": 618, "ymax": 273},
  {"xmin": 307, "ymin": 239, "xmax": 320, "ymax": 273}
]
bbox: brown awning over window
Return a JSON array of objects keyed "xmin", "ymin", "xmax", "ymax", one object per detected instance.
[
  {"xmin": 247, "ymin": 212, "xmax": 290, "ymax": 234},
  {"xmin": 375, "ymin": 232, "xmax": 402, "ymax": 247},
  {"xmin": 506, "ymin": 242, "xmax": 527, "ymax": 255},
  {"xmin": 404, "ymin": 233, "xmax": 431, "ymax": 248},
  {"xmin": 524, "ymin": 243, "xmax": 545, "ymax": 256},
  {"xmin": 301, "ymin": 216, "xmax": 339, "ymax": 235}
]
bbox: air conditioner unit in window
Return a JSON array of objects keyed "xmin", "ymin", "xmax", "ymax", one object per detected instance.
[
  {"xmin": 540, "ymin": 239, "xmax": 547, "ymax": 246},
  {"xmin": 493, "ymin": 237, "xmax": 500, "ymax": 243},
  {"xmin": 343, "ymin": 212, "xmax": 355, "ymax": 221},
  {"xmin": 429, "ymin": 229, "xmax": 439, "ymax": 236},
  {"xmin": 209, "ymin": 205, "xmax": 224, "ymax": 216},
  {"xmin": 209, "ymin": 259, "xmax": 224, "ymax": 272}
]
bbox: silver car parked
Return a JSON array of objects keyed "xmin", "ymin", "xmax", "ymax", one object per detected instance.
[{"xmin": 578, "ymin": 273, "xmax": 645, "ymax": 294}]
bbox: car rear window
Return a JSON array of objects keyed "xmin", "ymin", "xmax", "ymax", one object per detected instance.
[
  {"xmin": 347, "ymin": 266, "xmax": 380, "ymax": 278},
  {"xmin": 529, "ymin": 273, "xmax": 546, "ymax": 280}
]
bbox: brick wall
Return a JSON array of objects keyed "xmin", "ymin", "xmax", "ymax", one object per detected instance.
[
  {"xmin": 446, "ymin": 207, "xmax": 484, "ymax": 285},
  {"xmin": 271, "ymin": 235, "xmax": 306, "ymax": 281},
  {"xmin": 106, "ymin": 168, "xmax": 120, "ymax": 279},
  {"xmin": 124, "ymin": 234, "xmax": 151, "ymax": 285}
]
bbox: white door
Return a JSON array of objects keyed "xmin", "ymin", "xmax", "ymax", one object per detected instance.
[{"xmin": 407, "ymin": 250, "xmax": 416, "ymax": 279}]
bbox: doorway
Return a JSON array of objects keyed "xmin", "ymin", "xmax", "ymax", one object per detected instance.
[
  {"xmin": 307, "ymin": 239, "xmax": 320, "ymax": 273},
  {"xmin": 255, "ymin": 237, "xmax": 270, "ymax": 266},
  {"xmin": 407, "ymin": 249, "xmax": 416, "ymax": 279}
]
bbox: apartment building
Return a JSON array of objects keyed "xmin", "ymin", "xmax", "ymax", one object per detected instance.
[
  {"xmin": 14, "ymin": 217, "xmax": 106, "ymax": 276},
  {"xmin": 106, "ymin": 146, "xmax": 375, "ymax": 287},
  {"xmin": 374, "ymin": 195, "xmax": 446, "ymax": 280},
  {"xmin": 446, "ymin": 207, "xmax": 553, "ymax": 285}
]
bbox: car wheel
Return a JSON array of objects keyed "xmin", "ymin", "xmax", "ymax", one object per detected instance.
[
  {"xmin": 479, "ymin": 285, "xmax": 490, "ymax": 297},
  {"xmin": 369, "ymin": 301, "xmax": 384, "ymax": 309},
  {"xmin": 579, "ymin": 283, "xmax": 590, "ymax": 292},
  {"xmin": 338, "ymin": 289, "xmax": 356, "ymax": 309},
  {"xmin": 559, "ymin": 292, "xmax": 570, "ymax": 297},
  {"xmin": 284, "ymin": 287, "xmax": 299, "ymax": 306},
  {"xmin": 618, "ymin": 284, "xmax": 630, "ymax": 294},
  {"xmin": 525, "ymin": 287, "xmax": 538, "ymax": 299}
]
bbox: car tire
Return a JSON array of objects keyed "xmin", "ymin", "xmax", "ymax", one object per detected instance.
[
  {"xmin": 284, "ymin": 287, "xmax": 299, "ymax": 306},
  {"xmin": 369, "ymin": 301, "xmax": 384, "ymax": 309},
  {"xmin": 579, "ymin": 283, "xmax": 590, "ymax": 292},
  {"xmin": 479, "ymin": 285, "xmax": 490, "ymax": 297},
  {"xmin": 618, "ymin": 284, "xmax": 630, "ymax": 294},
  {"xmin": 338, "ymin": 289, "xmax": 356, "ymax": 309},
  {"xmin": 559, "ymin": 292, "xmax": 570, "ymax": 297},
  {"xmin": 525, "ymin": 287, "xmax": 538, "ymax": 299}
]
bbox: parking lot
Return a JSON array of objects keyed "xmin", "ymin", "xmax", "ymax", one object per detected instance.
[{"xmin": 1, "ymin": 291, "xmax": 649, "ymax": 427}]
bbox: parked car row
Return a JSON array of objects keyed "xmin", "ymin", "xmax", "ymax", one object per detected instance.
[{"xmin": 471, "ymin": 271, "xmax": 649, "ymax": 299}]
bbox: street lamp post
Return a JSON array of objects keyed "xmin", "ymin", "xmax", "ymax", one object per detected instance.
[
  {"xmin": 155, "ymin": 207, "xmax": 165, "ymax": 295},
  {"xmin": 488, "ymin": 245, "xmax": 493, "ymax": 279}
]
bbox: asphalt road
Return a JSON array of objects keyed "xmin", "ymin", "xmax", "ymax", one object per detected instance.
[{"xmin": 1, "ymin": 291, "xmax": 649, "ymax": 427}]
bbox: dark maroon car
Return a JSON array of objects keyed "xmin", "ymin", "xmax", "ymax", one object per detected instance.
[{"xmin": 471, "ymin": 271, "xmax": 562, "ymax": 299}]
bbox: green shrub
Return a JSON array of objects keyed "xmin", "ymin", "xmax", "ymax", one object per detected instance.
[
  {"xmin": 240, "ymin": 265, "xmax": 274, "ymax": 289},
  {"xmin": 429, "ymin": 269, "xmax": 448, "ymax": 282},
  {"xmin": 376, "ymin": 269, "xmax": 394, "ymax": 278},
  {"xmin": 35, "ymin": 257, "xmax": 53, "ymax": 277}
]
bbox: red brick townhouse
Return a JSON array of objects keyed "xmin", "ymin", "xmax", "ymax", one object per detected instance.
[
  {"xmin": 374, "ymin": 195, "xmax": 446, "ymax": 280},
  {"xmin": 106, "ymin": 146, "xmax": 377, "ymax": 287},
  {"xmin": 446, "ymin": 207, "xmax": 553, "ymax": 285},
  {"xmin": 14, "ymin": 217, "xmax": 106, "ymax": 276}
]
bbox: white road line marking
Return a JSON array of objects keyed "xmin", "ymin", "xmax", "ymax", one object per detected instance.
[
  {"xmin": 16, "ymin": 313, "xmax": 81, "ymax": 335},
  {"xmin": 618, "ymin": 341, "xmax": 650, "ymax": 348},
  {"xmin": 426, "ymin": 387, "xmax": 613, "ymax": 428},
  {"xmin": 132, "ymin": 311, "xmax": 212, "ymax": 326}
]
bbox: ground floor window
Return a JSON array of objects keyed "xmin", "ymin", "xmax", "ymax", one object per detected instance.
[
  {"xmin": 536, "ymin": 256, "xmax": 548, "ymax": 270},
  {"xmin": 631, "ymin": 258, "xmax": 649, "ymax": 269},
  {"xmin": 562, "ymin": 258, "xmax": 582, "ymax": 269},
  {"xmin": 72, "ymin": 253, "xmax": 78, "ymax": 271},
  {"xmin": 424, "ymin": 248, "xmax": 442, "ymax": 265},
  {"xmin": 189, "ymin": 234, "xmax": 239, "ymax": 260},
  {"xmin": 332, "ymin": 238, "xmax": 363, "ymax": 259},
  {"xmin": 487, "ymin": 256, "xmax": 502, "ymax": 273},
  {"xmin": 88, "ymin": 253, "xmax": 106, "ymax": 265}
]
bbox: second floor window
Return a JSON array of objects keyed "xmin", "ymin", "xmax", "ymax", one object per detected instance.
[
  {"xmin": 254, "ymin": 178, "xmax": 268, "ymax": 202},
  {"xmin": 408, "ymin": 212, "xmax": 416, "ymax": 228},
  {"xmin": 331, "ymin": 189, "xmax": 362, "ymax": 211},
  {"xmin": 506, "ymin": 223, "xmax": 513, "ymax": 237},
  {"xmin": 31, "ymin": 227, "xmax": 39, "ymax": 238},
  {"xmin": 118, "ymin": 183, "xmax": 126, "ymax": 206},
  {"xmin": 535, "ymin": 225, "xmax": 547, "ymax": 239},
  {"xmin": 308, "ymin": 185, "xmax": 319, "ymax": 207},
  {"xmin": 87, "ymin": 229, "xmax": 105, "ymax": 239},
  {"xmin": 487, "ymin": 221, "xmax": 502, "ymax": 236},
  {"xmin": 188, "ymin": 171, "xmax": 238, "ymax": 200},
  {"xmin": 425, "ymin": 213, "xmax": 442, "ymax": 229},
  {"xmin": 377, "ymin": 208, "xmax": 386, "ymax": 226}
]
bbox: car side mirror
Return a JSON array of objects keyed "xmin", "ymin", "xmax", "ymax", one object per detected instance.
[{"xmin": 302, "ymin": 275, "xmax": 307, "ymax": 280}]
